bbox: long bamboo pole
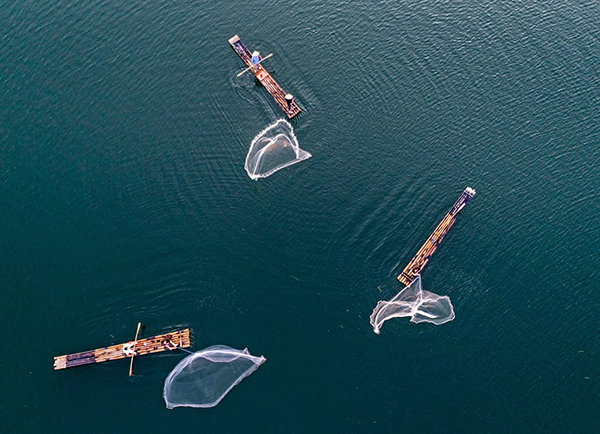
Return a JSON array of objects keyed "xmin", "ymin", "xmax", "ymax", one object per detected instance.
[
  {"xmin": 128, "ymin": 322, "xmax": 142, "ymax": 377},
  {"xmin": 236, "ymin": 53, "xmax": 273, "ymax": 77}
]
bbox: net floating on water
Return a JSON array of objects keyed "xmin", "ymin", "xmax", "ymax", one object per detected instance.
[
  {"xmin": 245, "ymin": 119, "xmax": 311, "ymax": 180},
  {"xmin": 163, "ymin": 345, "xmax": 266, "ymax": 409},
  {"xmin": 370, "ymin": 276, "xmax": 455, "ymax": 333}
]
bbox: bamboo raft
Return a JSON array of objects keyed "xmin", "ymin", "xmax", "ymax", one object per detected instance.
[
  {"xmin": 53, "ymin": 328, "xmax": 191, "ymax": 370},
  {"xmin": 229, "ymin": 35, "xmax": 301, "ymax": 119},
  {"xmin": 397, "ymin": 187, "xmax": 476, "ymax": 286}
]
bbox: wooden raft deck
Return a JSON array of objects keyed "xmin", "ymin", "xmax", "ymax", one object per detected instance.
[
  {"xmin": 54, "ymin": 328, "xmax": 191, "ymax": 370},
  {"xmin": 229, "ymin": 35, "xmax": 301, "ymax": 119},
  {"xmin": 397, "ymin": 187, "xmax": 476, "ymax": 286}
]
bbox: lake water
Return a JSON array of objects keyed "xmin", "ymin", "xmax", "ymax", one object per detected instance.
[{"xmin": 1, "ymin": 0, "xmax": 598, "ymax": 432}]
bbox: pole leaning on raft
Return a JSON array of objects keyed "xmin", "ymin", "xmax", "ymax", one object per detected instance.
[
  {"xmin": 397, "ymin": 187, "xmax": 476, "ymax": 286},
  {"xmin": 128, "ymin": 322, "xmax": 142, "ymax": 376},
  {"xmin": 236, "ymin": 53, "xmax": 273, "ymax": 77}
]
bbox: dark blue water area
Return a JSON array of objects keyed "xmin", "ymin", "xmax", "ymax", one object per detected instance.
[{"xmin": 1, "ymin": 0, "xmax": 599, "ymax": 432}]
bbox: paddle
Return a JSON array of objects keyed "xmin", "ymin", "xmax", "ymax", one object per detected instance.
[
  {"xmin": 236, "ymin": 53, "xmax": 273, "ymax": 77},
  {"xmin": 128, "ymin": 322, "xmax": 142, "ymax": 377}
]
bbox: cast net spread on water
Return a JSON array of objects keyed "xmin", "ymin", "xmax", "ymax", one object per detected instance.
[
  {"xmin": 163, "ymin": 345, "xmax": 266, "ymax": 409},
  {"xmin": 245, "ymin": 119, "xmax": 311, "ymax": 180},
  {"xmin": 370, "ymin": 275, "xmax": 455, "ymax": 334}
]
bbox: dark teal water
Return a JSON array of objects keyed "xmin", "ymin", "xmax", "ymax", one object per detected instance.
[{"xmin": 1, "ymin": 0, "xmax": 599, "ymax": 432}]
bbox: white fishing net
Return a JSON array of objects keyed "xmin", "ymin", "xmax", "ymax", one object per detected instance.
[
  {"xmin": 370, "ymin": 275, "xmax": 455, "ymax": 333},
  {"xmin": 245, "ymin": 119, "xmax": 311, "ymax": 180},
  {"xmin": 163, "ymin": 345, "xmax": 266, "ymax": 409}
]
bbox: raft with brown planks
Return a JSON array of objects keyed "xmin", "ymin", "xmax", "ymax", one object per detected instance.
[
  {"xmin": 53, "ymin": 328, "xmax": 191, "ymax": 370},
  {"xmin": 229, "ymin": 35, "xmax": 301, "ymax": 119},
  {"xmin": 397, "ymin": 187, "xmax": 476, "ymax": 286}
]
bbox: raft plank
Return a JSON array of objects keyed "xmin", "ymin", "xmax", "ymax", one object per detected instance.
[
  {"xmin": 398, "ymin": 188, "xmax": 476, "ymax": 286},
  {"xmin": 229, "ymin": 35, "xmax": 301, "ymax": 119},
  {"xmin": 54, "ymin": 328, "xmax": 191, "ymax": 370}
]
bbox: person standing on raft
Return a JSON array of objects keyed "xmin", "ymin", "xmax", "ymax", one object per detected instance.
[{"xmin": 251, "ymin": 51, "xmax": 262, "ymax": 72}]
